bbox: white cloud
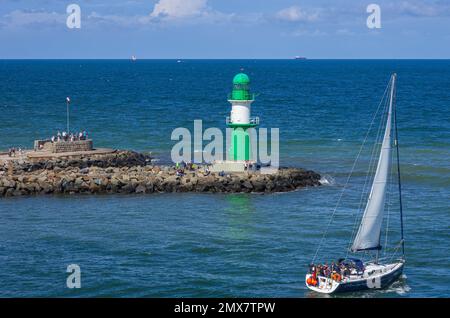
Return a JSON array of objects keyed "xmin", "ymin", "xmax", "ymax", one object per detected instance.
[
  {"xmin": 140, "ymin": 0, "xmax": 239, "ymax": 25},
  {"xmin": 392, "ymin": 1, "xmax": 450, "ymax": 17},
  {"xmin": 276, "ymin": 6, "xmax": 319, "ymax": 22},
  {"xmin": 88, "ymin": 12, "xmax": 141, "ymax": 27},
  {"xmin": 0, "ymin": 0, "xmax": 234, "ymax": 30},
  {"xmin": 289, "ymin": 29, "xmax": 327, "ymax": 37},
  {"xmin": 2, "ymin": 10, "xmax": 65, "ymax": 28},
  {"xmin": 150, "ymin": 0, "xmax": 208, "ymax": 19}
]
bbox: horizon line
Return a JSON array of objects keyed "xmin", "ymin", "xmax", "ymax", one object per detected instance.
[{"xmin": 1, "ymin": 58, "xmax": 449, "ymax": 60}]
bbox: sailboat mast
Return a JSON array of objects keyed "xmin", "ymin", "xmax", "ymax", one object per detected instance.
[{"xmin": 392, "ymin": 73, "xmax": 405, "ymax": 258}]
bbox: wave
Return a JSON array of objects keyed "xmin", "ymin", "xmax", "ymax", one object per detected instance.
[
  {"xmin": 386, "ymin": 275, "xmax": 411, "ymax": 296},
  {"xmin": 319, "ymin": 175, "xmax": 335, "ymax": 186}
]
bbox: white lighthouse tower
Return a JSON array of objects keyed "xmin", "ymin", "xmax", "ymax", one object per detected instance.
[{"xmin": 211, "ymin": 72, "xmax": 259, "ymax": 172}]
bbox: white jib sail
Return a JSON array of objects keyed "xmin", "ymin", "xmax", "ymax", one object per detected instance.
[{"xmin": 351, "ymin": 75, "xmax": 395, "ymax": 252}]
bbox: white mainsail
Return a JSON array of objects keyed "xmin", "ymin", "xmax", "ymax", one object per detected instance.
[{"xmin": 351, "ymin": 74, "xmax": 396, "ymax": 252}]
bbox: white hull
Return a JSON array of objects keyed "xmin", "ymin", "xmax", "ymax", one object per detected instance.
[{"xmin": 306, "ymin": 260, "xmax": 404, "ymax": 294}]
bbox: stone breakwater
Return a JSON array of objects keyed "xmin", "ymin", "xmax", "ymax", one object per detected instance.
[
  {"xmin": 0, "ymin": 151, "xmax": 321, "ymax": 197},
  {"xmin": 6, "ymin": 150, "xmax": 152, "ymax": 172}
]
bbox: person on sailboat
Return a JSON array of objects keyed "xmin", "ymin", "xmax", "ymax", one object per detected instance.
[
  {"xmin": 331, "ymin": 271, "xmax": 341, "ymax": 282},
  {"xmin": 308, "ymin": 267, "xmax": 318, "ymax": 286},
  {"xmin": 331, "ymin": 262, "xmax": 336, "ymax": 272},
  {"xmin": 339, "ymin": 263, "xmax": 348, "ymax": 278},
  {"xmin": 323, "ymin": 264, "xmax": 331, "ymax": 277}
]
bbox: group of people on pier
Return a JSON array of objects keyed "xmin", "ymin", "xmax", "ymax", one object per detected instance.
[
  {"xmin": 175, "ymin": 161, "xmax": 198, "ymax": 177},
  {"xmin": 50, "ymin": 130, "xmax": 88, "ymax": 143},
  {"xmin": 174, "ymin": 161, "xmax": 214, "ymax": 177},
  {"xmin": 7, "ymin": 147, "xmax": 23, "ymax": 157},
  {"xmin": 307, "ymin": 259, "xmax": 365, "ymax": 286}
]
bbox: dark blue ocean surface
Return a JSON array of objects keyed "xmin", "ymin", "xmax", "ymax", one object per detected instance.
[{"xmin": 0, "ymin": 60, "xmax": 449, "ymax": 297}]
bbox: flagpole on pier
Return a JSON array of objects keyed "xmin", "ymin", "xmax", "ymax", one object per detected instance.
[{"xmin": 66, "ymin": 97, "xmax": 70, "ymax": 133}]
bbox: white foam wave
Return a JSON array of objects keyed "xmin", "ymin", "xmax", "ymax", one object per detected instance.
[
  {"xmin": 383, "ymin": 275, "xmax": 410, "ymax": 295},
  {"xmin": 319, "ymin": 175, "xmax": 335, "ymax": 186}
]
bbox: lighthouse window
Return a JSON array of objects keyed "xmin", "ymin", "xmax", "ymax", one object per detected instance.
[{"xmin": 233, "ymin": 84, "xmax": 248, "ymax": 90}]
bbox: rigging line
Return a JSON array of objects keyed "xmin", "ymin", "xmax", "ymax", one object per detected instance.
[
  {"xmin": 326, "ymin": 105, "xmax": 363, "ymax": 181},
  {"xmin": 345, "ymin": 79, "xmax": 391, "ymax": 256},
  {"xmin": 389, "ymin": 242, "xmax": 402, "ymax": 262},
  {"xmin": 384, "ymin": 139, "xmax": 395, "ymax": 256},
  {"xmin": 349, "ymin": 78, "xmax": 391, "ymax": 233},
  {"xmin": 350, "ymin": 75, "xmax": 395, "ymax": 249},
  {"xmin": 349, "ymin": 95, "xmax": 388, "ymax": 237},
  {"xmin": 346, "ymin": 83, "xmax": 390, "ymax": 258},
  {"xmin": 318, "ymin": 138, "xmax": 349, "ymax": 189},
  {"xmin": 346, "ymin": 100, "xmax": 388, "ymax": 257},
  {"xmin": 312, "ymin": 78, "xmax": 390, "ymax": 263}
]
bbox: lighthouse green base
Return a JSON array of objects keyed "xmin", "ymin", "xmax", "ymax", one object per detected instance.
[{"xmin": 230, "ymin": 127, "xmax": 252, "ymax": 161}]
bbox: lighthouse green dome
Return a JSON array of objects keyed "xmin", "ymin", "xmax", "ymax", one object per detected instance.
[
  {"xmin": 231, "ymin": 72, "xmax": 253, "ymax": 100},
  {"xmin": 233, "ymin": 73, "xmax": 250, "ymax": 85}
]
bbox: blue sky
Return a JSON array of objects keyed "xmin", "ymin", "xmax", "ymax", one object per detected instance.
[{"xmin": 0, "ymin": 0, "xmax": 449, "ymax": 58}]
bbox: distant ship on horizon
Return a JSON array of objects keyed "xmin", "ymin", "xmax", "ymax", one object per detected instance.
[
  {"xmin": 294, "ymin": 56, "xmax": 307, "ymax": 60},
  {"xmin": 131, "ymin": 55, "xmax": 137, "ymax": 62}
]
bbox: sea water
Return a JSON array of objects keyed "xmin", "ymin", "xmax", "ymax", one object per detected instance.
[{"xmin": 0, "ymin": 60, "xmax": 448, "ymax": 297}]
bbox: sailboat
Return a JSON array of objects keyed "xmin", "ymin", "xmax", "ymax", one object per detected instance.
[{"xmin": 305, "ymin": 74, "xmax": 405, "ymax": 294}]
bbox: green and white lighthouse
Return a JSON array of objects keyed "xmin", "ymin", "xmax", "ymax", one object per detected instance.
[{"xmin": 227, "ymin": 73, "xmax": 259, "ymax": 162}]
